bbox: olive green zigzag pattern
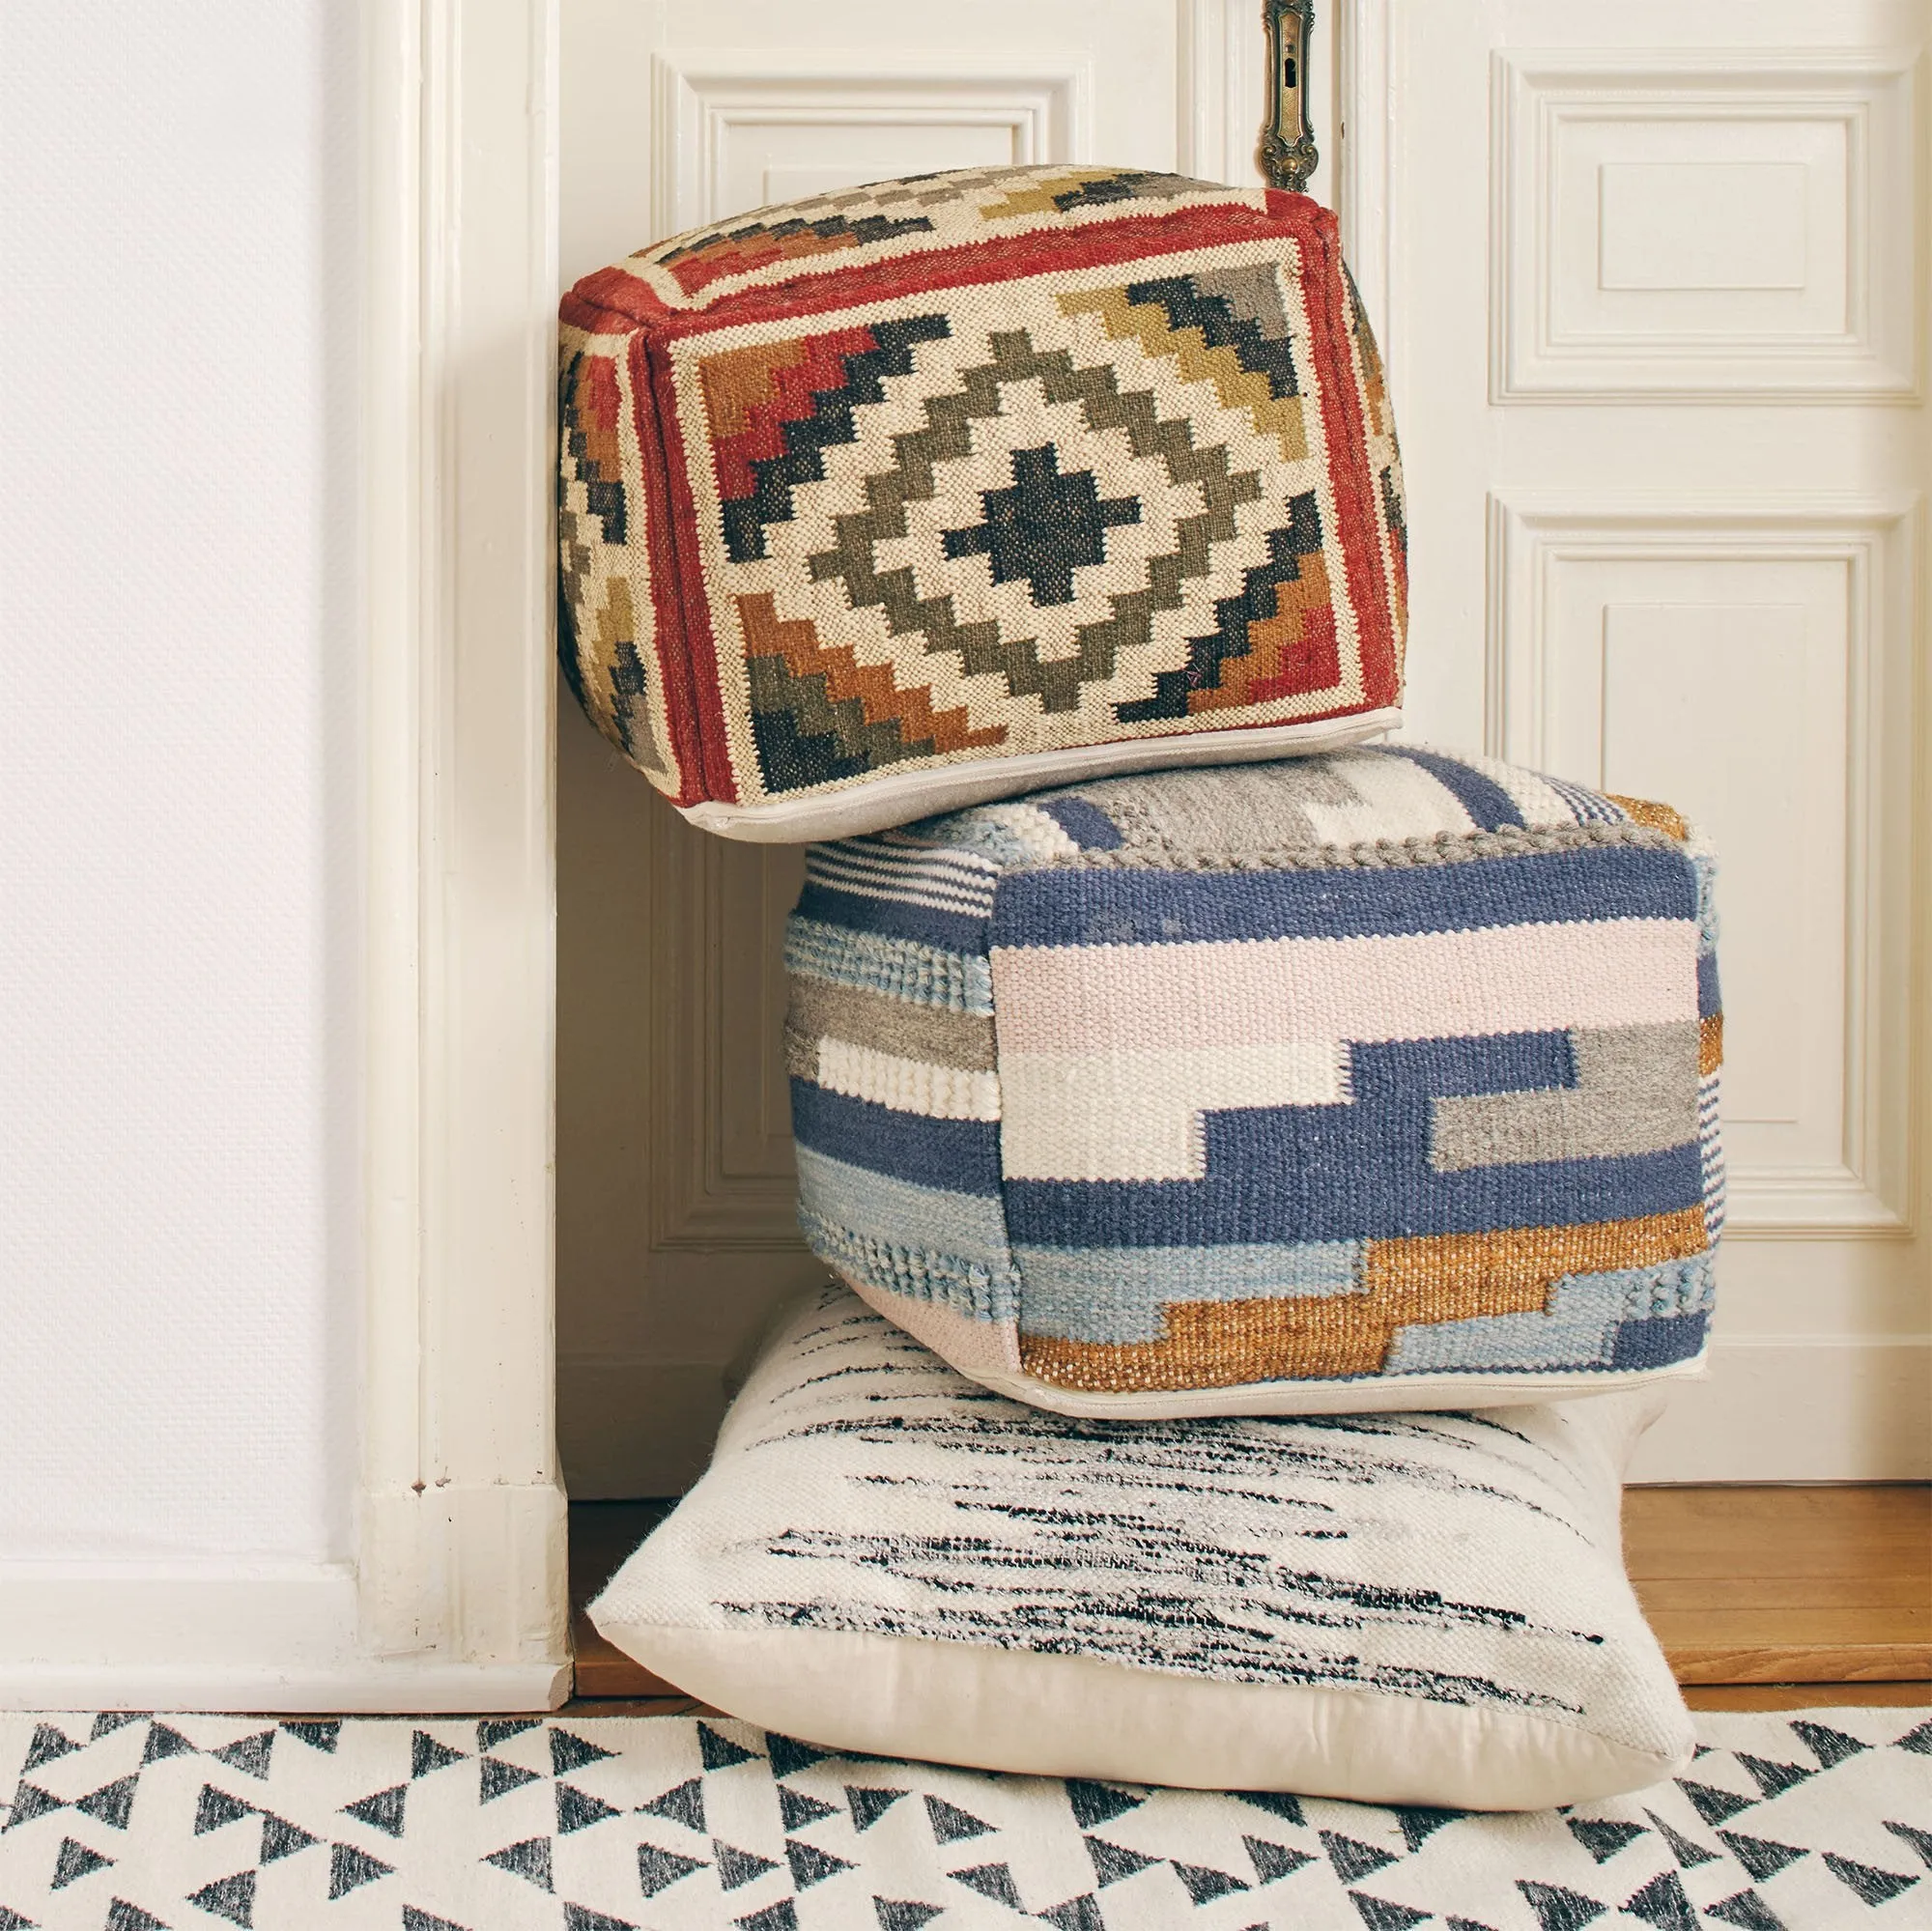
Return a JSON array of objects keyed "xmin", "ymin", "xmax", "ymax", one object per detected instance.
[{"xmin": 803, "ymin": 327, "xmax": 1268, "ymax": 715}]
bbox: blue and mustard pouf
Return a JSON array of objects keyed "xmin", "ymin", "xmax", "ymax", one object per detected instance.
[{"xmin": 783, "ymin": 746, "xmax": 1722, "ymax": 1416}]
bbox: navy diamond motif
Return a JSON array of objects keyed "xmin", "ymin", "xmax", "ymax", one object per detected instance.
[{"xmin": 942, "ymin": 443, "xmax": 1142, "ymax": 607}]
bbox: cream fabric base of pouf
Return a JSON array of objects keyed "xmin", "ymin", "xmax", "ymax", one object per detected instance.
[{"xmin": 592, "ymin": 1286, "xmax": 1694, "ymax": 1811}]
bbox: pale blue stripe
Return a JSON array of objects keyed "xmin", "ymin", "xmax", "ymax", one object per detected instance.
[
  {"xmin": 1690, "ymin": 847, "xmax": 1719, "ymax": 953},
  {"xmin": 794, "ymin": 1145, "xmax": 1012, "ymax": 1265},
  {"xmin": 784, "ymin": 916, "xmax": 993, "ymax": 1014},
  {"xmin": 1383, "ymin": 1270, "xmax": 1628, "ymax": 1375},
  {"xmin": 800, "ymin": 1210, "xmax": 1020, "ymax": 1325},
  {"xmin": 1614, "ymin": 1253, "xmax": 1717, "ymax": 1320},
  {"xmin": 1013, "ymin": 1240, "xmax": 1364, "ymax": 1344},
  {"xmin": 1383, "ymin": 1255, "xmax": 1717, "ymax": 1376}
]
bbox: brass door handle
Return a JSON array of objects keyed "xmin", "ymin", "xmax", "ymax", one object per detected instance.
[{"xmin": 1259, "ymin": 0, "xmax": 1318, "ymax": 193}]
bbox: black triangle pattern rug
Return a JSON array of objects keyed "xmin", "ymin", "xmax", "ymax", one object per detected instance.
[{"xmin": 0, "ymin": 1709, "xmax": 1925, "ymax": 1928}]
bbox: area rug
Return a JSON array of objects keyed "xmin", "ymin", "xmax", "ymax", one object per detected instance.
[{"xmin": 1, "ymin": 1710, "xmax": 1925, "ymax": 1929}]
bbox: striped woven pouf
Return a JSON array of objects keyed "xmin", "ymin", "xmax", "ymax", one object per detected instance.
[{"xmin": 783, "ymin": 745, "xmax": 1722, "ymax": 1417}]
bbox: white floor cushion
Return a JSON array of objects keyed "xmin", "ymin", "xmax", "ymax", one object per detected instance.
[{"xmin": 591, "ymin": 1285, "xmax": 1694, "ymax": 1811}]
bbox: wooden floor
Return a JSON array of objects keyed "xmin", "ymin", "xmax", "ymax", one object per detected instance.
[{"xmin": 565, "ymin": 1486, "xmax": 1932, "ymax": 1715}]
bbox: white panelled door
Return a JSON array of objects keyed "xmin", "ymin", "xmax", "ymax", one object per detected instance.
[
  {"xmin": 1350, "ymin": 0, "xmax": 1929, "ymax": 1477},
  {"xmin": 556, "ymin": 0, "xmax": 1927, "ymax": 1494},
  {"xmin": 556, "ymin": 0, "xmax": 1302, "ymax": 1496}
]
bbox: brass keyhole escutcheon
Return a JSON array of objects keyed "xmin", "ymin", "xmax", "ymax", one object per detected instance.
[{"xmin": 1259, "ymin": 0, "xmax": 1318, "ymax": 194}]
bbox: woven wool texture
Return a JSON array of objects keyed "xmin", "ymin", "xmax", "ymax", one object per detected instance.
[
  {"xmin": 784, "ymin": 746, "xmax": 1723, "ymax": 1415},
  {"xmin": 557, "ymin": 165, "xmax": 1406, "ymax": 837},
  {"xmin": 592, "ymin": 1286, "xmax": 1694, "ymax": 1804}
]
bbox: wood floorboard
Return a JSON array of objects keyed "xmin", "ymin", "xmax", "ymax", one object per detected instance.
[
  {"xmin": 1624, "ymin": 1484, "xmax": 1930, "ymax": 1686},
  {"xmin": 566, "ymin": 1485, "xmax": 1932, "ymax": 1709}
]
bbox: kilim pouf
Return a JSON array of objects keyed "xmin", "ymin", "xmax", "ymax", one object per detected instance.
[
  {"xmin": 592, "ymin": 1284, "xmax": 1696, "ymax": 1807},
  {"xmin": 784, "ymin": 745, "xmax": 1723, "ymax": 1417},
  {"xmin": 558, "ymin": 164, "xmax": 1406, "ymax": 840}
]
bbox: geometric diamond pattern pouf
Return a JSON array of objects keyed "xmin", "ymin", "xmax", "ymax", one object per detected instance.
[
  {"xmin": 785, "ymin": 744, "xmax": 1723, "ymax": 1418},
  {"xmin": 2, "ymin": 1709, "xmax": 1925, "ymax": 1929},
  {"xmin": 559, "ymin": 165, "xmax": 1409, "ymax": 840}
]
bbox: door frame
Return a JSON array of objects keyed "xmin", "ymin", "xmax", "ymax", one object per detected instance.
[{"xmin": 356, "ymin": 0, "xmax": 570, "ymax": 1704}]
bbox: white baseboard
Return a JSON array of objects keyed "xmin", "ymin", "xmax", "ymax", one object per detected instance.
[
  {"xmin": 1627, "ymin": 1335, "xmax": 1932, "ymax": 1482},
  {"xmin": 0, "ymin": 1567, "xmax": 570, "ymax": 1713}
]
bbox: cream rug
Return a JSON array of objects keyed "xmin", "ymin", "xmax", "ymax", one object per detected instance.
[{"xmin": 0, "ymin": 1708, "xmax": 1925, "ymax": 1929}]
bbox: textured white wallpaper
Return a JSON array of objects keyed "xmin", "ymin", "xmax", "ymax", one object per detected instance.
[{"xmin": 0, "ymin": 2, "xmax": 358, "ymax": 1561}]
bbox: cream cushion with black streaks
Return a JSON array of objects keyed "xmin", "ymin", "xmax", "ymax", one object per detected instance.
[{"xmin": 592, "ymin": 1286, "xmax": 1691, "ymax": 1810}]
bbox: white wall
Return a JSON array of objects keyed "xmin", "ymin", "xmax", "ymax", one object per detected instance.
[{"xmin": 0, "ymin": 2, "xmax": 357, "ymax": 1563}]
